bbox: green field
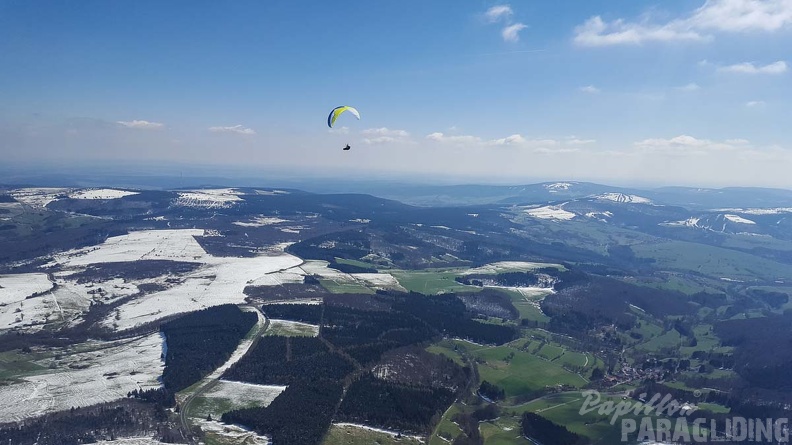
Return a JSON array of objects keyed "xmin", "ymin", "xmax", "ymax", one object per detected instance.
[
  {"xmin": 472, "ymin": 346, "xmax": 588, "ymax": 398},
  {"xmin": 391, "ymin": 269, "xmax": 476, "ymax": 294},
  {"xmin": 633, "ymin": 240, "xmax": 792, "ymax": 282},
  {"xmin": 319, "ymin": 278, "xmax": 375, "ymax": 294}
]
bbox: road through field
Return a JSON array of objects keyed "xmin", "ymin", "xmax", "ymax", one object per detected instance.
[{"xmin": 177, "ymin": 305, "xmax": 269, "ymax": 443}]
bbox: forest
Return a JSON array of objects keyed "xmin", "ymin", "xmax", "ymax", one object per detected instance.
[
  {"xmin": 337, "ymin": 374, "xmax": 456, "ymax": 434},
  {"xmin": 521, "ymin": 412, "xmax": 588, "ymax": 445},
  {"xmin": 222, "ymin": 336, "xmax": 355, "ymax": 385},
  {"xmin": 261, "ymin": 303, "xmax": 323, "ymax": 324},
  {"xmin": 160, "ymin": 304, "xmax": 257, "ymax": 391},
  {"xmin": 222, "ymin": 381, "xmax": 343, "ymax": 445},
  {"xmin": 0, "ymin": 400, "xmax": 181, "ymax": 445}
]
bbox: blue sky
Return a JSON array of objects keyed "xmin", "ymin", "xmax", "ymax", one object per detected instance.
[{"xmin": 2, "ymin": 0, "xmax": 792, "ymax": 187}]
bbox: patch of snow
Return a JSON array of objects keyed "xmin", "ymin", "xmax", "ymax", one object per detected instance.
[
  {"xmin": 97, "ymin": 438, "xmax": 175, "ymax": 445},
  {"xmin": 203, "ymin": 380, "xmax": 285, "ymax": 408},
  {"xmin": 595, "ymin": 193, "xmax": 652, "ymax": 204},
  {"xmin": 0, "ymin": 334, "xmax": 164, "ymax": 423},
  {"xmin": 661, "ymin": 217, "xmax": 701, "ymax": 228},
  {"xmin": 0, "ymin": 273, "xmax": 53, "ymax": 305},
  {"xmin": 332, "ymin": 423, "xmax": 425, "ymax": 441},
  {"xmin": 266, "ymin": 319, "xmax": 320, "ymax": 337},
  {"xmin": 352, "ymin": 273, "xmax": 407, "ymax": 291},
  {"xmin": 545, "ymin": 182, "xmax": 573, "ymax": 191},
  {"xmin": 69, "ymin": 188, "xmax": 139, "ymax": 200},
  {"xmin": 524, "ymin": 205, "xmax": 576, "ymax": 221},
  {"xmin": 173, "ymin": 188, "xmax": 243, "ymax": 209},
  {"xmin": 714, "ymin": 207, "xmax": 792, "ymax": 215},
  {"xmin": 585, "ymin": 211, "xmax": 613, "ymax": 222},
  {"xmin": 106, "ymin": 254, "xmax": 301, "ymax": 330},
  {"xmin": 10, "ymin": 188, "xmax": 71, "ymax": 207},
  {"xmin": 197, "ymin": 419, "xmax": 271, "ymax": 444},
  {"xmin": 255, "ymin": 189, "xmax": 290, "ymax": 195},
  {"xmin": 53, "ymin": 229, "xmax": 207, "ymax": 267},
  {"xmin": 431, "ymin": 225, "xmax": 451, "ymax": 230},
  {"xmin": 724, "ymin": 214, "xmax": 756, "ymax": 225},
  {"xmin": 350, "ymin": 218, "xmax": 371, "ymax": 223},
  {"xmin": 467, "ymin": 213, "xmax": 479, "ymax": 217},
  {"xmin": 466, "ymin": 261, "xmax": 563, "ymax": 274},
  {"xmin": 233, "ymin": 216, "xmax": 288, "ymax": 227}
]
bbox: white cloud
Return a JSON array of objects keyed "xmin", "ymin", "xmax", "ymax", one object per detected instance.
[
  {"xmin": 501, "ymin": 23, "xmax": 528, "ymax": 42},
  {"xmin": 718, "ymin": 60, "xmax": 787, "ymax": 74},
  {"xmin": 746, "ymin": 100, "xmax": 766, "ymax": 107},
  {"xmin": 566, "ymin": 137, "xmax": 597, "ymax": 145},
  {"xmin": 574, "ymin": 0, "xmax": 792, "ymax": 47},
  {"xmin": 361, "ymin": 127, "xmax": 410, "ymax": 137},
  {"xmin": 489, "ymin": 134, "xmax": 527, "ymax": 145},
  {"xmin": 573, "ymin": 16, "xmax": 705, "ymax": 46},
  {"xmin": 485, "ymin": 5, "xmax": 513, "ymax": 23},
  {"xmin": 328, "ymin": 126, "xmax": 349, "ymax": 135},
  {"xmin": 208, "ymin": 125, "xmax": 256, "ymax": 135},
  {"xmin": 635, "ymin": 134, "xmax": 748, "ymax": 154},
  {"xmin": 676, "ymin": 82, "xmax": 701, "ymax": 91},
  {"xmin": 426, "ymin": 132, "xmax": 482, "ymax": 144},
  {"xmin": 117, "ymin": 120, "xmax": 164, "ymax": 129},
  {"xmin": 361, "ymin": 128, "xmax": 412, "ymax": 145},
  {"xmin": 580, "ymin": 85, "xmax": 601, "ymax": 94}
]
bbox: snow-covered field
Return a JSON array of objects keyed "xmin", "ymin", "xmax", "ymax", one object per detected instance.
[
  {"xmin": 68, "ymin": 188, "xmax": 139, "ymax": 200},
  {"xmin": 10, "ymin": 188, "xmax": 70, "ymax": 207},
  {"xmin": 198, "ymin": 419, "xmax": 271, "ymax": 445},
  {"xmin": 173, "ymin": 188, "xmax": 243, "ymax": 209},
  {"xmin": 714, "ymin": 207, "xmax": 792, "ymax": 215},
  {"xmin": 595, "ymin": 193, "xmax": 652, "ymax": 204},
  {"xmin": 466, "ymin": 261, "xmax": 563, "ymax": 274},
  {"xmin": 332, "ymin": 423, "xmax": 426, "ymax": 441},
  {"xmin": 53, "ymin": 229, "xmax": 207, "ymax": 267},
  {"xmin": 545, "ymin": 182, "xmax": 573, "ymax": 192},
  {"xmin": 266, "ymin": 319, "xmax": 320, "ymax": 337},
  {"xmin": 97, "ymin": 438, "xmax": 176, "ymax": 445},
  {"xmin": 724, "ymin": 214, "xmax": 756, "ymax": 225},
  {"xmin": 192, "ymin": 381, "xmax": 286, "ymax": 420},
  {"xmin": 524, "ymin": 205, "xmax": 576, "ymax": 221},
  {"xmin": 0, "ymin": 334, "xmax": 164, "ymax": 423},
  {"xmin": 233, "ymin": 216, "xmax": 288, "ymax": 227},
  {"xmin": 0, "ymin": 273, "xmax": 60, "ymax": 331}
]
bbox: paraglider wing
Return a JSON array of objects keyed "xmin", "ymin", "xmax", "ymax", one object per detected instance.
[{"xmin": 327, "ymin": 106, "xmax": 360, "ymax": 128}]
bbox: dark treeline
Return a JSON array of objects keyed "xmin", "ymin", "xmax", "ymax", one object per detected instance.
[
  {"xmin": 457, "ymin": 290, "xmax": 520, "ymax": 320},
  {"xmin": 327, "ymin": 261, "xmax": 378, "ymax": 273},
  {"xmin": 0, "ymin": 400, "xmax": 181, "ymax": 445},
  {"xmin": 261, "ymin": 303, "xmax": 322, "ymax": 324},
  {"xmin": 70, "ymin": 260, "xmax": 201, "ymax": 283},
  {"xmin": 521, "ymin": 412, "xmax": 589, "ymax": 445},
  {"xmin": 161, "ymin": 304, "xmax": 257, "ymax": 392},
  {"xmin": 222, "ymin": 336, "xmax": 354, "ymax": 385},
  {"xmin": 451, "ymin": 404, "xmax": 502, "ymax": 445},
  {"xmin": 337, "ymin": 374, "xmax": 455, "ymax": 434},
  {"xmin": 455, "ymin": 268, "xmax": 560, "ymax": 288},
  {"xmin": 393, "ymin": 293, "xmax": 518, "ymax": 345},
  {"xmin": 127, "ymin": 387, "xmax": 176, "ymax": 408},
  {"xmin": 374, "ymin": 346, "xmax": 469, "ymax": 391},
  {"xmin": 478, "ymin": 380, "xmax": 505, "ymax": 401},
  {"xmin": 287, "ymin": 229, "xmax": 371, "ymax": 262},
  {"xmin": 715, "ymin": 312, "xmax": 792, "ymax": 392},
  {"xmin": 222, "ymin": 381, "xmax": 343, "ymax": 445}
]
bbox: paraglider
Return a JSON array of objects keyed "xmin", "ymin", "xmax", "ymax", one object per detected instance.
[
  {"xmin": 327, "ymin": 106, "xmax": 360, "ymax": 128},
  {"xmin": 328, "ymin": 106, "xmax": 359, "ymax": 151}
]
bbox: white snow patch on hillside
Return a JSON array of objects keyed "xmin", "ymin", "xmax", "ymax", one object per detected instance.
[
  {"xmin": 524, "ymin": 205, "xmax": 576, "ymax": 220},
  {"xmin": 332, "ymin": 423, "xmax": 425, "ymax": 441},
  {"xmin": 715, "ymin": 207, "xmax": 792, "ymax": 215},
  {"xmin": 96, "ymin": 438, "xmax": 175, "ymax": 445},
  {"xmin": 545, "ymin": 182, "xmax": 573, "ymax": 191},
  {"xmin": 54, "ymin": 229, "xmax": 207, "ymax": 266},
  {"xmin": 10, "ymin": 188, "xmax": 70, "ymax": 207},
  {"xmin": 662, "ymin": 217, "xmax": 701, "ymax": 228},
  {"xmin": 0, "ymin": 273, "xmax": 52, "ymax": 305},
  {"xmin": 173, "ymin": 188, "xmax": 243, "ymax": 209},
  {"xmin": 724, "ymin": 214, "xmax": 756, "ymax": 224},
  {"xmin": 107, "ymin": 253, "xmax": 301, "ymax": 330},
  {"xmin": 69, "ymin": 189, "xmax": 139, "ymax": 200},
  {"xmin": 233, "ymin": 216, "xmax": 288, "ymax": 227},
  {"xmin": 352, "ymin": 273, "xmax": 407, "ymax": 291},
  {"xmin": 585, "ymin": 211, "xmax": 613, "ymax": 222},
  {"xmin": 204, "ymin": 381, "xmax": 285, "ymax": 408},
  {"xmin": 255, "ymin": 189, "xmax": 290, "ymax": 195},
  {"xmin": 466, "ymin": 261, "xmax": 563, "ymax": 274},
  {"xmin": 198, "ymin": 419, "xmax": 271, "ymax": 444},
  {"xmin": 595, "ymin": 193, "xmax": 652, "ymax": 204},
  {"xmin": 247, "ymin": 267, "xmax": 305, "ymax": 286},
  {"xmin": 0, "ymin": 334, "xmax": 163, "ymax": 423},
  {"xmin": 267, "ymin": 319, "xmax": 320, "ymax": 336}
]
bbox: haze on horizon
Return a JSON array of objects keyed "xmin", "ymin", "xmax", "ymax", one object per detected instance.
[{"xmin": 2, "ymin": 0, "xmax": 792, "ymax": 188}]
